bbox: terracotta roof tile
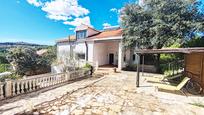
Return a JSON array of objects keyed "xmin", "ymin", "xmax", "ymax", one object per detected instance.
[
  {"xmin": 56, "ymin": 35, "xmax": 76, "ymax": 43},
  {"xmin": 56, "ymin": 28, "xmax": 123, "ymax": 43},
  {"xmin": 88, "ymin": 28, "xmax": 123, "ymax": 39}
]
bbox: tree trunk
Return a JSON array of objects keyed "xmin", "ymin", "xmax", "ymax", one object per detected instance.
[{"xmin": 155, "ymin": 53, "xmax": 161, "ymax": 73}]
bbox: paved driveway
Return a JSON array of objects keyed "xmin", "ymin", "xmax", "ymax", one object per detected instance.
[{"xmin": 22, "ymin": 72, "xmax": 204, "ymax": 115}]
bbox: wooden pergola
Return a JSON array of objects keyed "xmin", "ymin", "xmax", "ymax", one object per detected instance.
[{"xmin": 135, "ymin": 47, "xmax": 204, "ymax": 87}]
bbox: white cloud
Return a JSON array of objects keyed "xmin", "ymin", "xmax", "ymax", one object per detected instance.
[
  {"xmin": 110, "ymin": 8, "xmax": 121, "ymax": 14},
  {"xmin": 63, "ymin": 16, "xmax": 91, "ymax": 27},
  {"xmin": 69, "ymin": 28, "xmax": 75, "ymax": 30},
  {"xmin": 27, "ymin": 0, "xmax": 42, "ymax": 7},
  {"xmin": 26, "ymin": 0, "xmax": 92, "ymax": 27},
  {"xmin": 41, "ymin": 0, "xmax": 89, "ymax": 21},
  {"xmin": 110, "ymin": 8, "xmax": 117, "ymax": 12},
  {"xmin": 103, "ymin": 23, "xmax": 111, "ymax": 29},
  {"xmin": 47, "ymin": 14, "xmax": 72, "ymax": 21}
]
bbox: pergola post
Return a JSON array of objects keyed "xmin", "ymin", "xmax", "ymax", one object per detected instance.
[
  {"xmin": 142, "ymin": 55, "xmax": 144, "ymax": 76},
  {"xmin": 118, "ymin": 41, "xmax": 123, "ymax": 71},
  {"xmin": 136, "ymin": 54, "xmax": 140, "ymax": 87}
]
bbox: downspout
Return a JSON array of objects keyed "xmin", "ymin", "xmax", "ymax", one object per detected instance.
[{"xmin": 85, "ymin": 41, "xmax": 88, "ymax": 61}]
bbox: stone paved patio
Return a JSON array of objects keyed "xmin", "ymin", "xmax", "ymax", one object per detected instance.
[
  {"xmin": 0, "ymin": 75, "xmax": 105, "ymax": 115},
  {"xmin": 17, "ymin": 71, "xmax": 204, "ymax": 115}
]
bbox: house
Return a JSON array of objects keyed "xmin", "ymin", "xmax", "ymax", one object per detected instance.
[{"xmin": 56, "ymin": 24, "xmax": 138, "ymax": 70}]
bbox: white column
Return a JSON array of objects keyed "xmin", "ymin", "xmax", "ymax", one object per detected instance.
[{"xmin": 118, "ymin": 41, "xmax": 123, "ymax": 70}]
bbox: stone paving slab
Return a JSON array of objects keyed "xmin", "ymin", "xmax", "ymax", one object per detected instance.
[
  {"xmin": 21, "ymin": 72, "xmax": 204, "ymax": 115},
  {"xmin": 0, "ymin": 76, "xmax": 105, "ymax": 115}
]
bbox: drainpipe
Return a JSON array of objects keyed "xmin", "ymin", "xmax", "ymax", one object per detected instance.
[{"xmin": 85, "ymin": 41, "xmax": 88, "ymax": 62}]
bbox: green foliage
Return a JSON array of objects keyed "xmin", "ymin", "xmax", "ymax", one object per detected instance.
[
  {"xmin": 184, "ymin": 36, "xmax": 204, "ymax": 47},
  {"xmin": 160, "ymin": 54, "xmax": 177, "ymax": 63},
  {"xmin": 0, "ymin": 55, "xmax": 8, "ymax": 64},
  {"xmin": 6, "ymin": 47, "xmax": 50, "ymax": 76},
  {"xmin": 41, "ymin": 46, "xmax": 57, "ymax": 65},
  {"xmin": 121, "ymin": 0, "xmax": 204, "ymax": 49},
  {"xmin": 84, "ymin": 63, "xmax": 92, "ymax": 69},
  {"xmin": 0, "ymin": 49, "xmax": 9, "ymax": 64},
  {"xmin": 120, "ymin": 0, "xmax": 203, "ymax": 72},
  {"xmin": 0, "ymin": 64, "xmax": 10, "ymax": 73},
  {"xmin": 123, "ymin": 64, "xmax": 137, "ymax": 71},
  {"xmin": 0, "ymin": 74, "xmax": 22, "ymax": 82},
  {"xmin": 189, "ymin": 102, "xmax": 204, "ymax": 108}
]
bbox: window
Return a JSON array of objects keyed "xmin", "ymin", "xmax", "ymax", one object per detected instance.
[
  {"xmin": 133, "ymin": 54, "xmax": 136, "ymax": 61},
  {"xmin": 76, "ymin": 53, "xmax": 85, "ymax": 59},
  {"xmin": 76, "ymin": 30, "xmax": 87, "ymax": 39}
]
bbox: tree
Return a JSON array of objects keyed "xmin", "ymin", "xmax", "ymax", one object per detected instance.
[
  {"xmin": 41, "ymin": 46, "xmax": 57, "ymax": 65},
  {"xmin": 121, "ymin": 0, "xmax": 204, "ymax": 72},
  {"xmin": 184, "ymin": 35, "xmax": 204, "ymax": 47},
  {"xmin": 6, "ymin": 47, "xmax": 50, "ymax": 76}
]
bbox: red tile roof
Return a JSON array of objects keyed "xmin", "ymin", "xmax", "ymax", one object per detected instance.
[
  {"xmin": 56, "ymin": 35, "xmax": 76, "ymax": 43},
  {"xmin": 56, "ymin": 28, "xmax": 123, "ymax": 43},
  {"xmin": 88, "ymin": 28, "xmax": 123, "ymax": 39}
]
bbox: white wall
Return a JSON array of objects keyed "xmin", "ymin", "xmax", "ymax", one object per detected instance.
[
  {"xmin": 57, "ymin": 42, "xmax": 71, "ymax": 63},
  {"xmin": 57, "ymin": 40, "xmax": 134, "ymax": 69},
  {"xmin": 93, "ymin": 41, "xmax": 119, "ymax": 66},
  {"xmin": 87, "ymin": 42, "xmax": 94, "ymax": 62},
  {"xmin": 74, "ymin": 42, "xmax": 86, "ymax": 54},
  {"xmin": 106, "ymin": 42, "xmax": 119, "ymax": 65},
  {"xmin": 93, "ymin": 42, "xmax": 108, "ymax": 66}
]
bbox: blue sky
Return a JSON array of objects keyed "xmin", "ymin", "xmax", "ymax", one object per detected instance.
[{"xmin": 0, "ymin": 0, "xmax": 133, "ymax": 45}]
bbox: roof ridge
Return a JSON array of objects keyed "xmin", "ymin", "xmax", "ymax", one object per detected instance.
[{"xmin": 81, "ymin": 23, "xmax": 100, "ymax": 32}]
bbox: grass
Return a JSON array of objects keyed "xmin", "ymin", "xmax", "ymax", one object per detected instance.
[{"xmin": 189, "ymin": 102, "xmax": 204, "ymax": 108}]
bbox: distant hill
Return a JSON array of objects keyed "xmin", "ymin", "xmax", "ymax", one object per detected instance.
[
  {"xmin": 0, "ymin": 42, "xmax": 47, "ymax": 48},
  {"xmin": 0, "ymin": 42, "xmax": 49, "ymax": 50}
]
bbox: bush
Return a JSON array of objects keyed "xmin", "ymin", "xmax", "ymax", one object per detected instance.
[
  {"xmin": 7, "ymin": 47, "xmax": 51, "ymax": 76},
  {"xmin": 41, "ymin": 46, "xmax": 57, "ymax": 65},
  {"xmin": 0, "ymin": 55, "xmax": 8, "ymax": 64},
  {"xmin": 0, "ymin": 73, "xmax": 22, "ymax": 82},
  {"xmin": 0, "ymin": 64, "xmax": 10, "ymax": 73},
  {"xmin": 84, "ymin": 63, "xmax": 92, "ymax": 69},
  {"xmin": 123, "ymin": 64, "xmax": 137, "ymax": 71},
  {"xmin": 184, "ymin": 36, "xmax": 204, "ymax": 47}
]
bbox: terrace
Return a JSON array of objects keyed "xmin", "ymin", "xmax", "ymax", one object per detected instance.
[{"xmin": 0, "ymin": 70, "xmax": 204, "ymax": 114}]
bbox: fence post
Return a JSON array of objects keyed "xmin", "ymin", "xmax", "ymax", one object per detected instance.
[
  {"xmin": 0, "ymin": 83, "xmax": 4, "ymax": 99},
  {"xmin": 5, "ymin": 79, "xmax": 12, "ymax": 97},
  {"xmin": 65, "ymin": 72, "xmax": 70, "ymax": 81}
]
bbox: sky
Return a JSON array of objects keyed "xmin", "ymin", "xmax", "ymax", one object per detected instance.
[{"xmin": 0, "ymin": 0, "xmax": 133, "ymax": 45}]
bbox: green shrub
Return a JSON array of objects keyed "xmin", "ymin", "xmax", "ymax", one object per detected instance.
[
  {"xmin": 184, "ymin": 36, "xmax": 204, "ymax": 47},
  {"xmin": 123, "ymin": 64, "xmax": 137, "ymax": 71},
  {"xmin": 7, "ymin": 47, "xmax": 51, "ymax": 76},
  {"xmin": 0, "ymin": 64, "xmax": 10, "ymax": 73},
  {"xmin": 0, "ymin": 73, "xmax": 22, "ymax": 82},
  {"xmin": 84, "ymin": 63, "xmax": 92, "ymax": 69},
  {"xmin": 189, "ymin": 102, "xmax": 204, "ymax": 108}
]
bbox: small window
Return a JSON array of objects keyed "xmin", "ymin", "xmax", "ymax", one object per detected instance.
[
  {"xmin": 133, "ymin": 54, "xmax": 136, "ymax": 61},
  {"xmin": 76, "ymin": 30, "xmax": 87, "ymax": 39},
  {"xmin": 76, "ymin": 53, "xmax": 85, "ymax": 59}
]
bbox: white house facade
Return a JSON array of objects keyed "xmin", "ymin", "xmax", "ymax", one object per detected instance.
[{"xmin": 56, "ymin": 24, "xmax": 138, "ymax": 70}]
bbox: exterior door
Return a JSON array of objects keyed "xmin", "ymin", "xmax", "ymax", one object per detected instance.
[{"xmin": 109, "ymin": 53, "xmax": 114, "ymax": 65}]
